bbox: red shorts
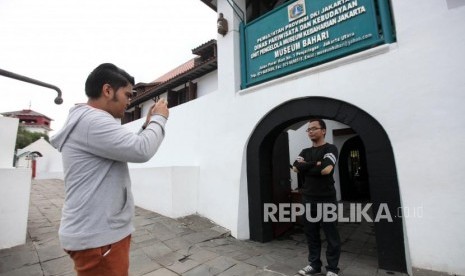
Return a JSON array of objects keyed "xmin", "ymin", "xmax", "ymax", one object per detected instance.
[{"xmin": 65, "ymin": 235, "xmax": 131, "ymax": 276}]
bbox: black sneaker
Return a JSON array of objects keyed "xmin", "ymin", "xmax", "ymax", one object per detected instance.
[{"xmin": 298, "ymin": 265, "xmax": 321, "ymax": 275}]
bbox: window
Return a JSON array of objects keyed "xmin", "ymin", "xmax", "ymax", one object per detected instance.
[
  {"xmin": 122, "ymin": 106, "xmax": 141, "ymax": 124},
  {"xmin": 168, "ymin": 82, "xmax": 197, "ymax": 108}
]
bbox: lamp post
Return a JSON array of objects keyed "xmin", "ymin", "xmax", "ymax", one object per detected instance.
[{"xmin": 0, "ymin": 68, "xmax": 63, "ymax": 104}]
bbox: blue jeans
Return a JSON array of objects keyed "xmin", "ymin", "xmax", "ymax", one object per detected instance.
[{"xmin": 302, "ymin": 195, "xmax": 341, "ymax": 274}]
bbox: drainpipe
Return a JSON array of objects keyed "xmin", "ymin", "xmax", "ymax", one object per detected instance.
[{"xmin": 0, "ymin": 68, "xmax": 63, "ymax": 104}]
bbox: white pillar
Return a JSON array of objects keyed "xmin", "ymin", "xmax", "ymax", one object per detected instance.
[
  {"xmin": 216, "ymin": 0, "xmax": 246, "ymax": 95},
  {"xmin": 0, "ymin": 117, "xmax": 18, "ymax": 168}
]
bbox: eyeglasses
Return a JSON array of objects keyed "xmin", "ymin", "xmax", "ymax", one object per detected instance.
[{"xmin": 306, "ymin": 127, "xmax": 322, "ymax": 132}]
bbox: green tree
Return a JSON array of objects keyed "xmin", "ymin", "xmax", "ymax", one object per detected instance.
[{"xmin": 15, "ymin": 126, "xmax": 49, "ymax": 150}]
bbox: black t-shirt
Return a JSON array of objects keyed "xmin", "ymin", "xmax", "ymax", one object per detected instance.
[{"xmin": 293, "ymin": 143, "xmax": 338, "ymax": 197}]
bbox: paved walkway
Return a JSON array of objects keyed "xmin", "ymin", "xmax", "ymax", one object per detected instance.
[{"xmin": 0, "ymin": 179, "xmax": 403, "ymax": 276}]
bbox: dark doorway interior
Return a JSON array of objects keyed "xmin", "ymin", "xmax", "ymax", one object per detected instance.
[
  {"xmin": 246, "ymin": 97, "xmax": 407, "ymax": 273},
  {"xmin": 339, "ymin": 135, "xmax": 370, "ymax": 202}
]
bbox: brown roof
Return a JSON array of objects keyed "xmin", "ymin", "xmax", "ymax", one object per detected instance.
[
  {"xmin": 153, "ymin": 59, "xmax": 196, "ymax": 83},
  {"xmin": 1, "ymin": 109, "xmax": 53, "ymax": 121},
  {"xmin": 200, "ymin": 0, "xmax": 217, "ymax": 11},
  {"xmin": 129, "ymin": 40, "xmax": 217, "ymax": 107},
  {"xmin": 192, "ymin": 39, "xmax": 217, "ymax": 56}
]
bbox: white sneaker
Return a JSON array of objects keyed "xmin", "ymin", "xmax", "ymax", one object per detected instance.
[
  {"xmin": 298, "ymin": 265, "xmax": 321, "ymax": 275},
  {"xmin": 326, "ymin": 271, "xmax": 338, "ymax": 276}
]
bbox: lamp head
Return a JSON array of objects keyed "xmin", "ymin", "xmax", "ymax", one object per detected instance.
[
  {"xmin": 217, "ymin": 13, "xmax": 228, "ymax": 36},
  {"xmin": 54, "ymin": 96, "xmax": 63, "ymax": 105}
]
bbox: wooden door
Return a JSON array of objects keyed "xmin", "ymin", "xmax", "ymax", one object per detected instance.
[{"xmin": 271, "ymin": 131, "xmax": 292, "ymax": 237}]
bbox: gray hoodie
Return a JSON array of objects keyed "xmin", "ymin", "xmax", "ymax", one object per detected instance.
[{"xmin": 50, "ymin": 104, "xmax": 166, "ymax": 250}]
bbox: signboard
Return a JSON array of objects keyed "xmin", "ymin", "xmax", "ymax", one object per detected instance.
[{"xmin": 242, "ymin": 0, "xmax": 384, "ymax": 87}]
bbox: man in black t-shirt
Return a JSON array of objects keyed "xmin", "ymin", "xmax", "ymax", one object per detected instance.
[{"xmin": 293, "ymin": 119, "xmax": 341, "ymax": 276}]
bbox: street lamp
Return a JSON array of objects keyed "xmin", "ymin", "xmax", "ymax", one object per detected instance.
[{"xmin": 0, "ymin": 68, "xmax": 63, "ymax": 104}]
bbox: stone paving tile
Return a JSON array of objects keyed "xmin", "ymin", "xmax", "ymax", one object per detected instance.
[
  {"xmin": 153, "ymin": 251, "xmax": 186, "ymax": 267},
  {"xmin": 355, "ymin": 253, "xmax": 379, "ymax": 267},
  {"xmin": 156, "ymin": 217, "xmax": 192, "ymax": 235},
  {"xmin": 30, "ymin": 232, "xmax": 58, "ymax": 246},
  {"xmin": 178, "ymin": 215, "xmax": 217, "ymax": 231},
  {"xmin": 228, "ymin": 248, "xmax": 263, "ymax": 262},
  {"xmin": 204, "ymin": 256, "xmax": 239, "ymax": 274},
  {"xmin": 211, "ymin": 225, "xmax": 231, "ymax": 236},
  {"xmin": 337, "ymin": 251, "xmax": 358, "ymax": 271},
  {"xmin": 0, "ymin": 241, "xmax": 34, "ymax": 258},
  {"xmin": 133, "ymin": 238, "xmax": 169, "ymax": 251},
  {"xmin": 36, "ymin": 242, "xmax": 67, "ymax": 263},
  {"xmin": 263, "ymin": 261, "xmax": 300, "ymax": 276},
  {"xmin": 361, "ymin": 242, "xmax": 377, "ymax": 257},
  {"xmin": 132, "ymin": 231, "xmax": 158, "ymax": 244},
  {"xmin": 186, "ymin": 247, "xmax": 219, "ymax": 263},
  {"xmin": 141, "ymin": 241, "xmax": 175, "ymax": 260},
  {"xmin": 181, "ymin": 232, "xmax": 210, "ymax": 244},
  {"xmin": 243, "ymin": 254, "xmax": 277, "ymax": 268},
  {"xmin": 144, "ymin": 267, "xmax": 180, "ymax": 276},
  {"xmin": 164, "ymin": 237, "xmax": 194, "ymax": 252},
  {"xmin": 243, "ymin": 269, "xmax": 286, "ymax": 276},
  {"xmin": 201, "ymin": 228, "xmax": 231, "ymax": 240},
  {"xmin": 217, "ymin": 262, "xmax": 257, "ymax": 276},
  {"xmin": 133, "ymin": 217, "xmax": 157, "ymax": 228},
  {"xmin": 129, "ymin": 247, "xmax": 162, "ymax": 276},
  {"xmin": 182, "ymin": 264, "xmax": 216, "ymax": 276},
  {"xmin": 341, "ymin": 260, "xmax": 379, "ymax": 276},
  {"xmin": 0, "ymin": 263, "xmax": 43, "ymax": 276},
  {"xmin": 0, "ymin": 247, "xmax": 39, "ymax": 272},
  {"xmin": 166, "ymin": 258, "xmax": 200, "ymax": 274},
  {"xmin": 198, "ymin": 238, "xmax": 246, "ymax": 255},
  {"xmin": 0, "ymin": 179, "xmax": 386, "ymax": 276},
  {"xmin": 29, "ymin": 226, "xmax": 57, "ymax": 238},
  {"xmin": 340, "ymin": 239, "xmax": 365, "ymax": 254},
  {"xmin": 41, "ymin": 255, "xmax": 74, "ymax": 276},
  {"xmin": 146, "ymin": 222, "xmax": 178, "ymax": 241},
  {"xmin": 273, "ymin": 256, "xmax": 307, "ymax": 275},
  {"xmin": 266, "ymin": 248, "xmax": 300, "ymax": 262}
]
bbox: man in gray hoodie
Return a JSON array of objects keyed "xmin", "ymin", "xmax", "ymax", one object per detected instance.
[{"xmin": 50, "ymin": 63, "xmax": 169, "ymax": 276}]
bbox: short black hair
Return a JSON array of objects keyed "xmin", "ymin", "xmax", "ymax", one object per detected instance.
[
  {"xmin": 85, "ymin": 63, "xmax": 135, "ymax": 99},
  {"xmin": 309, "ymin": 118, "xmax": 326, "ymax": 129}
]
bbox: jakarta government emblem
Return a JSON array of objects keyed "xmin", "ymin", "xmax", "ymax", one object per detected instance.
[{"xmin": 288, "ymin": 0, "xmax": 306, "ymax": 21}]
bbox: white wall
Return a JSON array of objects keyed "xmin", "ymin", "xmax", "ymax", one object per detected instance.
[
  {"xmin": 16, "ymin": 137, "xmax": 63, "ymax": 180},
  {"xmin": 125, "ymin": 1, "xmax": 465, "ymax": 274},
  {"xmin": 130, "ymin": 166, "xmax": 198, "ymax": 218},
  {"xmin": 196, "ymin": 71, "xmax": 218, "ymax": 97},
  {"xmin": 0, "ymin": 116, "xmax": 32, "ymax": 249},
  {"xmin": 0, "ymin": 168, "xmax": 31, "ymax": 249}
]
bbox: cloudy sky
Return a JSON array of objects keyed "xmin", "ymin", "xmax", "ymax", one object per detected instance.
[{"xmin": 0, "ymin": 0, "xmax": 217, "ymax": 134}]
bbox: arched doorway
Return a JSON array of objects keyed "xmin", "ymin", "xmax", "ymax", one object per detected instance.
[{"xmin": 246, "ymin": 97, "xmax": 407, "ymax": 272}]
